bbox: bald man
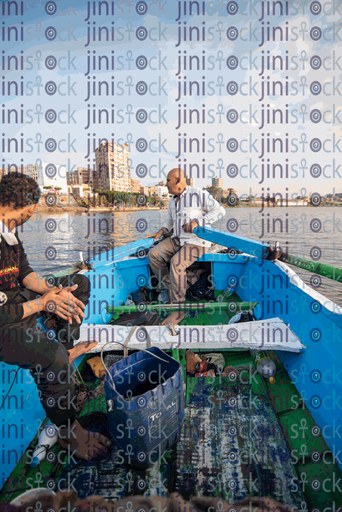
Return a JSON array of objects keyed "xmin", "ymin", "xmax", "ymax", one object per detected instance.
[{"xmin": 147, "ymin": 169, "xmax": 225, "ymax": 326}]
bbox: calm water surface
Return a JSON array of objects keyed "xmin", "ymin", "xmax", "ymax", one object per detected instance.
[{"xmin": 20, "ymin": 207, "xmax": 342, "ymax": 305}]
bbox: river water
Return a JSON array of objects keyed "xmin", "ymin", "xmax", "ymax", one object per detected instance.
[{"xmin": 20, "ymin": 207, "xmax": 342, "ymax": 305}]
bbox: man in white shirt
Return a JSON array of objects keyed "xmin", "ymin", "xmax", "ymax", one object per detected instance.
[{"xmin": 147, "ymin": 168, "xmax": 225, "ymax": 326}]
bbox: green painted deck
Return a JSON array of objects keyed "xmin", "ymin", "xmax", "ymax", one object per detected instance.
[
  {"xmin": 109, "ymin": 291, "xmax": 250, "ymax": 327},
  {"xmin": 2, "ymin": 348, "xmax": 341, "ymax": 507},
  {"xmin": 177, "ymin": 292, "xmax": 243, "ymax": 326}
]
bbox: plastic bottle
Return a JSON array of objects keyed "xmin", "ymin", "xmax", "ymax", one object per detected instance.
[
  {"xmin": 251, "ymin": 350, "xmax": 276, "ymax": 384},
  {"xmin": 31, "ymin": 424, "xmax": 58, "ymax": 467}
]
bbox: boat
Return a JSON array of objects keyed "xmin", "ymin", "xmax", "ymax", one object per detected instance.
[{"xmin": 1, "ymin": 226, "xmax": 342, "ymax": 509}]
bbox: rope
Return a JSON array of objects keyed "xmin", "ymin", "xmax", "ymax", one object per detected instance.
[{"xmin": 100, "ymin": 326, "xmax": 170, "ymax": 391}]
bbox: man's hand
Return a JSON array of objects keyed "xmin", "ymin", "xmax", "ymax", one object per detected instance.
[
  {"xmin": 57, "ymin": 284, "xmax": 87, "ymax": 321},
  {"xmin": 182, "ymin": 220, "xmax": 199, "ymax": 233},
  {"xmin": 40, "ymin": 285, "xmax": 86, "ymax": 324},
  {"xmin": 146, "ymin": 229, "xmax": 164, "ymax": 241}
]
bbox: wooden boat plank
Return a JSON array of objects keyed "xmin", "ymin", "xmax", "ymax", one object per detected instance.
[
  {"xmin": 173, "ymin": 377, "xmax": 304, "ymax": 506},
  {"xmin": 8, "ymin": 370, "xmax": 303, "ymax": 505},
  {"xmin": 77, "ymin": 318, "xmax": 305, "ymax": 354},
  {"xmin": 5, "ymin": 345, "xmax": 341, "ymax": 506}
]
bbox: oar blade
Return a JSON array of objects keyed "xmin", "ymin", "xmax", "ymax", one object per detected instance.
[{"xmin": 194, "ymin": 226, "xmax": 270, "ymax": 259}]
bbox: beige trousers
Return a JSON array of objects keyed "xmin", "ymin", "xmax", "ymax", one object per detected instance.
[{"xmin": 148, "ymin": 237, "xmax": 207, "ymax": 303}]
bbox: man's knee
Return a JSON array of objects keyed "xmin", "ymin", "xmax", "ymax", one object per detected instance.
[
  {"xmin": 39, "ymin": 342, "xmax": 69, "ymax": 373},
  {"xmin": 73, "ymin": 274, "xmax": 90, "ymax": 293},
  {"xmin": 188, "ymin": 246, "xmax": 202, "ymax": 260},
  {"xmin": 170, "ymin": 252, "xmax": 188, "ymax": 271},
  {"xmin": 58, "ymin": 273, "xmax": 90, "ymax": 291},
  {"xmin": 55, "ymin": 343, "xmax": 70, "ymax": 367},
  {"xmin": 57, "ymin": 324, "xmax": 78, "ymax": 344},
  {"xmin": 148, "ymin": 245, "xmax": 158, "ymax": 264},
  {"xmin": 66, "ymin": 274, "xmax": 90, "ymax": 304},
  {"xmin": 30, "ymin": 342, "xmax": 72, "ymax": 386},
  {"xmin": 43, "ymin": 343, "xmax": 74, "ymax": 385}
]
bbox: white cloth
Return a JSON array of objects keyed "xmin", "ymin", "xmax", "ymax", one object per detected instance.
[
  {"xmin": 161, "ymin": 186, "xmax": 225, "ymax": 247},
  {"xmin": 0, "ymin": 220, "xmax": 18, "ymax": 245}
]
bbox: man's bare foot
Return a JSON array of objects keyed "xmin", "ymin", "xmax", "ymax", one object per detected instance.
[
  {"xmin": 68, "ymin": 341, "xmax": 98, "ymax": 364},
  {"xmin": 58, "ymin": 419, "xmax": 111, "ymax": 461},
  {"xmin": 162, "ymin": 311, "xmax": 185, "ymax": 326}
]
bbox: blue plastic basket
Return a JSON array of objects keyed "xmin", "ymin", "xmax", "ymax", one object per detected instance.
[{"xmin": 103, "ymin": 345, "xmax": 184, "ymax": 468}]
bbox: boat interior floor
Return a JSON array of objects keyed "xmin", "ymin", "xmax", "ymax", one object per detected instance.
[
  {"xmin": 109, "ymin": 290, "xmax": 246, "ymax": 326},
  {"xmin": 108, "ymin": 263, "xmax": 242, "ymax": 327},
  {"xmin": 2, "ymin": 263, "xmax": 342, "ymax": 509},
  {"xmin": 3, "ymin": 349, "xmax": 342, "ymax": 509}
]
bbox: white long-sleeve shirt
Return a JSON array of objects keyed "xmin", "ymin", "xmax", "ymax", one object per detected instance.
[{"xmin": 161, "ymin": 186, "xmax": 226, "ymax": 247}]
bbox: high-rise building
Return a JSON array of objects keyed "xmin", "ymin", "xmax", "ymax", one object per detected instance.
[
  {"xmin": 67, "ymin": 167, "xmax": 99, "ymax": 190},
  {"xmin": 222, "ymin": 188, "xmax": 238, "ymax": 197},
  {"xmin": 22, "ymin": 165, "xmax": 38, "ymax": 181},
  {"xmin": 1, "ymin": 164, "xmax": 38, "ymax": 181},
  {"xmin": 95, "ymin": 142, "xmax": 130, "ymax": 191},
  {"xmin": 140, "ymin": 186, "xmax": 150, "ymax": 195},
  {"xmin": 129, "ymin": 178, "xmax": 140, "ymax": 193},
  {"xmin": 139, "ymin": 185, "xmax": 169, "ymax": 197},
  {"xmin": 212, "ymin": 176, "xmax": 223, "ymax": 188}
]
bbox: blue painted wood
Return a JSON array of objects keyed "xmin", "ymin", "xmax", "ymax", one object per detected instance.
[
  {"xmin": 236, "ymin": 257, "xmax": 342, "ymax": 471},
  {"xmin": 88, "ymin": 238, "xmax": 154, "ymax": 269},
  {"xmin": 194, "ymin": 226, "xmax": 270, "ymax": 258},
  {"xmin": 80, "ymin": 238, "xmax": 155, "ymax": 324},
  {"xmin": 0, "ymin": 367, "xmax": 46, "ymax": 488},
  {"xmin": 211, "ymin": 260, "xmax": 246, "ymax": 291},
  {"xmin": 85, "ymin": 261, "xmax": 151, "ymax": 325},
  {"xmin": 1, "ymin": 355, "xmax": 87, "ymax": 487}
]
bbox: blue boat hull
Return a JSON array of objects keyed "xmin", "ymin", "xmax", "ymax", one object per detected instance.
[{"xmin": 2, "ymin": 235, "xmax": 342, "ymax": 487}]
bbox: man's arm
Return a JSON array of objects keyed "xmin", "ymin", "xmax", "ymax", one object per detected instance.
[
  {"xmin": 182, "ymin": 191, "xmax": 225, "ymax": 233},
  {"xmin": 17, "ymin": 236, "xmax": 68, "ymax": 296},
  {"xmin": 19, "ymin": 217, "xmax": 86, "ymax": 321},
  {"xmin": 21, "ymin": 286, "xmax": 85, "ymax": 323},
  {"xmin": 202, "ymin": 190, "xmax": 226, "ymax": 225},
  {"xmin": 13, "ymin": 236, "xmax": 85, "ymax": 323},
  {"xmin": 22, "ymin": 272, "xmax": 58, "ymax": 294},
  {"xmin": 161, "ymin": 201, "xmax": 174, "ymax": 232},
  {"xmin": 0, "ymin": 286, "xmax": 85, "ymax": 324},
  {"xmin": 146, "ymin": 199, "xmax": 174, "ymax": 240},
  {"xmin": 22, "ymin": 273, "xmax": 86, "ymax": 323}
]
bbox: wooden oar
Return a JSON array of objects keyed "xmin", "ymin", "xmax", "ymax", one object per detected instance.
[
  {"xmin": 194, "ymin": 226, "xmax": 342, "ymax": 283},
  {"xmin": 194, "ymin": 226, "xmax": 269, "ymax": 259},
  {"xmin": 278, "ymin": 253, "xmax": 342, "ymax": 283},
  {"xmin": 107, "ymin": 301, "xmax": 258, "ymax": 315}
]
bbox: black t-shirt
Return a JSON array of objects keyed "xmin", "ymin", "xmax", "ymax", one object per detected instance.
[{"xmin": 0, "ymin": 233, "xmax": 34, "ymax": 323}]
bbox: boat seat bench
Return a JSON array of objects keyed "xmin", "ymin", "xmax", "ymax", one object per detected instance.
[{"xmin": 77, "ymin": 317, "xmax": 304, "ymax": 354}]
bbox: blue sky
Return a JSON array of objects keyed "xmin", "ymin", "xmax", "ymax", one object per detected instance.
[{"xmin": 1, "ymin": 0, "xmax": 341, "ymax": 197}]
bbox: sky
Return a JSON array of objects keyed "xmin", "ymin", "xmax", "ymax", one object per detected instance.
[{"xmin": 1, "ymin": 0, "xmax": 341, "ymax": 198}]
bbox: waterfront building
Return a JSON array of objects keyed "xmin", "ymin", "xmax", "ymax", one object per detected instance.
[
  {"xmin": 212, "ymin": 176, "xmax": 224, "ymax": 188},
  {"xmin": 95, "ymin": 142, "xmax": 130, "ymax": 192}
]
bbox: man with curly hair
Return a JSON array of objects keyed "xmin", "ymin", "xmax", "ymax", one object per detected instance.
[{"xmin": 0, "ymin": 172, "xmax": 111, "ymax": 461}]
